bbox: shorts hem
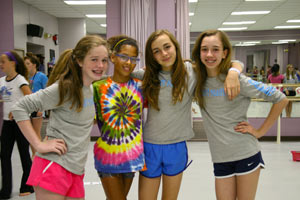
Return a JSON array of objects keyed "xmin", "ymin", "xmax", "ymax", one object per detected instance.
[
  {"xmin": 236, "ymin": 163, "xmax": 265, "ymax": 176},
  {"xmin": 139, "ymin": 172, "xmax": 162, "ymax": 179}
]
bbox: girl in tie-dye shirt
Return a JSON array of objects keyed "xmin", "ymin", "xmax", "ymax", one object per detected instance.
[{"xmin": 93, "ymin": 35, "xmax": 145, "ymax": 200}]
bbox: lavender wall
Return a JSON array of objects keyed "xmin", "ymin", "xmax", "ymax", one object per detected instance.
[
  {"xmin": 156, "ymin": 0, "xmax": 176, "ymax": 35},
  {"xmin": 106, "ymin": 0, "xmax": 121, "ymax": 76},
  {"xmin": 0, "ymin": 0, "xmax": 14, "ymax": 132}
]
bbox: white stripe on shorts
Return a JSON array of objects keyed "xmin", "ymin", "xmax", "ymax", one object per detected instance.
[{"xmin": 42, "ymin": 161, "xmax": 53, "ymax": 174}]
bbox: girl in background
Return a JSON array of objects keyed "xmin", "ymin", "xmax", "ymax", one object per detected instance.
[
  {"xmin": 11, "ymin": 35, "xmax": 109, "ymax": 200},
  {"xmin": 138, "ymin": 29, "xmax": 243, "ymax": 200},
  {"xmin": 93, "ymin": 35, "xmax": 145, "ymax": 200},
  {"xmin": 0, "ymin": 50, "xmax": 33, "ymax": 199},
  {"xmin": 267, "ymin": 64, "xmax": 284, "ymax": 85},
  {"xmin": 192, "ymin": 30, "xmax": 288, "ymax": 200},
  {"xmin": 24, "ymin": 52, "xmax": 48, "ymax": 157},
  {"xmin": 283, "ymin": 64, "xmax": 298, "ymax": 117}
]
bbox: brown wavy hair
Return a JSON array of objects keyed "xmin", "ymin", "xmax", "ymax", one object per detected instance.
[
  {"xmin": 142, "ymin": 29, "xmax": 187, "ymax": 111},
  {"xmin": 192, "ymin": 30, "xmax": 232, "ymax": 109},
  {"xmin": 47, "ymin": 35, "xmax": 108, "ymax": 112},
  {"xmin": 24, "ymin": 52, "xmax": 40, "ymax": 70}
]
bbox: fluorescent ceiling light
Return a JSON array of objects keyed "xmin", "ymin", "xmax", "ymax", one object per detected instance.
[
  {"xmin": 245, "ymin": 0, "xmax": 281, "ymax": 1},
  {"xmin": 235, "ymin": 43, "xmax": 256, "ymax": 46},
  {"xmin": 243, "ymin": 41, "xmax": 261, "ymax": 44},
  {"xmin": 223, "ymin": 21, "xmax": 256, "ymax": 25},
  {"xmin": 274, "ymin": 25, "xmax": 300, "ymax": 29},
  {"xmin": 86, "ymin": 14, "xmax": 106, "ymax": 18},
  {"xmin": 272, "ymin": 42, "xmax": 288, "ymax": 44},
  {"xmin": 189, "ymin": 0, "xmax": 198, "ymax": 2},
  {"xmin": 279, "ymin": 39, "xmax": 296, "ymax": 42},
  {"xmin": 287, "ymin": 20, "xmax": 300, "ymax": 23},
  {"xmin": 218, "ymin": 27, "xmax": 248, "ymax": 31},
  {"xmin": 231, "ymin": 11, "xmax": 270, "ymax": 15},
  {"xmin": 189, "ymin": 12, "xmax": 194, "ymax": 16},
  {"xmin": 64, "ymin": 1, "xmax": 106, "ymax": 5},
  {"xmin": 100, "ymin": 24, "xmax": 107, "ymax": 27}
]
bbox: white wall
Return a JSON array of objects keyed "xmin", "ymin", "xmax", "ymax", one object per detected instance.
[
  {"xmin": 58, "ymin": 18, "xmax": 86, "ymax": 54},
  {"xmin": 13, "ymin": 0, "xmax": 59, "ymax": 74}
]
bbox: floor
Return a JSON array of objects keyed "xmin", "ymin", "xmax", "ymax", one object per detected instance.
[{"xmin": 1, "ymin": 141, "xmax": 300, "ymax": 200}]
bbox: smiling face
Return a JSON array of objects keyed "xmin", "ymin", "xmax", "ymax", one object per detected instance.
[
  {"xmin": 111, "ymin": 44, "xmax": 138, "ymax": 83},
  {"xmin": 200, "ymin": 34, "xmax": 228, "ymax": 77},
  {"xmin": 151, "ymin": 34, "xmax": 177, "ymax": 71},
  {"xmin": 79, "ymin": 45, "xmax": 109, "ymax": 86}
]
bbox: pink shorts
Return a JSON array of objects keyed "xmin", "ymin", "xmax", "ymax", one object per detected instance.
[{"xmin": 27, "ymin": 156, "xmax": 85, "ymax": 198}]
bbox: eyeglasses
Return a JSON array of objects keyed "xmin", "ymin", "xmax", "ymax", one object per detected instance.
[{"xmin": 115, "ymin": 54, "xmax": 140, "ymax": 64}]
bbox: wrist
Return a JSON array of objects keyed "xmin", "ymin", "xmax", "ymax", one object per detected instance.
[{"xmin": 228, "ymin": 68, "xmax": 241, "ymax": 76}]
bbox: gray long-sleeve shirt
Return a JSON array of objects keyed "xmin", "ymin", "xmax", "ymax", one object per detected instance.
[
  {"xmin": 201, "ymin": 74, "xmax": 285, "ymax": 163},
  {"xmin": 12, "ymin": 83, "xmax": 95, "ymax": 175}
]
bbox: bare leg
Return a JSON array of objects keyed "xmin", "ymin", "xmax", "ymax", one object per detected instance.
[
  {"xmin": 100, "ymin": 175, "xmax": 132, "ymax": 200},
  {"xmin": 30, "ymin": 117, "xmax": 43, "ymax": 157},
  {"xmin": 122, "ymin": 175, "xmax": 134, "ymax": 197},
  {"xmin": 34, "ymin": 186, "xmax": 65, "ymax": 200},
  {"xmin": 215, "ymin": 176, "xmax": 236, "ymax": 200},
  {"xmin": 161, "ymin": 173, "xmax": 183, "ymax": 200},
  {"xmin": 285, "ymin": 102, "xmax": 292, "ymax": 118},
  {"xmin": 236, "ymin": 168, "xmax": 261, "ymax": 200},
  {"xmin": 138, "ymin": 175, "xmax": 161, "ymax": 200}
]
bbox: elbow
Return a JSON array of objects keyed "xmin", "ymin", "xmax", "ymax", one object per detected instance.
[{"xmin": 283, "ymin": 98, "xmax": 289, "ymax": 107}]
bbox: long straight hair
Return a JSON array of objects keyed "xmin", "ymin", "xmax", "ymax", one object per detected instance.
[
  {"xmin": 142, "ymin": 29, "xmax": 187, "ymax": 111},
  {"xmin": 47, "ymin": 35, "xmax": 108, "ymax": 112},
  {"xmin": 286, "ymin": 64, "xmax": 296, "ymax": 80},
  {"xmin": 192, "ymin": 30, "xmax": 232, "ymax": 109}
]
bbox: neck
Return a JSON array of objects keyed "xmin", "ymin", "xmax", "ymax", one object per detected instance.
[
  {"xmin": 162, "ymin": 65, "xmax": 172, "ymax": 72},
  {"xmin": 112, "ymin": 74, "xmax": 130, "ymax": 83},
  {"xmin": 6, "ymin": 71, "xmax": 18, "ymax": 80},
  {"xmin": 207, "ymin": 68, "xmax": 217, "ymax": 77},
  {"xmin": 30, "ymin": 69, "xmax": 37, "ymax": 77}
]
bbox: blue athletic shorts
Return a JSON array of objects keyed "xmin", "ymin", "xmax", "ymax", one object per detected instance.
[
  {"xmin": 140, "ymin": 141, "xmax": 191, "ymax": 178},
  {"xmin": 213, "ymin": 151, "xmax": 265, "ymax": 178}
]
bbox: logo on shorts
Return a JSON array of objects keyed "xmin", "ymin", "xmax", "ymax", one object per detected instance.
[{"xmin": 247, "ymin": 162, "xmax": 254, "ymax": 166}]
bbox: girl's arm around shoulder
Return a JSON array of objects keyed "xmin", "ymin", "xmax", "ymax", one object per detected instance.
[
  {"xmin": 224, "ymin": 60, "xmax": 244, "ymax": 100},
  {"xmin": 234, "ymin": 97, "xmax": 288, "ymax": 138}
]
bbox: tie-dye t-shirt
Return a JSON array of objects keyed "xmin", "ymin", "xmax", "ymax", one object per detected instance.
[{"xmin": 93, "ymin": 77, "xmax": 145, "ymax": 173}]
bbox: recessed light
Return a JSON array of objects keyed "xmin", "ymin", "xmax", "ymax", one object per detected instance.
[
  {"xmin": 86, "ymin": 14, "xmax": 106, "ymax": 18},
  {"xmin": 218, "ymin": 27, "xmax": 248, "ymax": 31},
  {"xmin": 189, "ymin": 22, "xmax": 192, "ymax": 26},
  {"xmin": 231, "ymin": 11, "xmax": 270, "ymax": 15},
  {"xmin": 287, "ymin": 20, "xmax": 300, "ymax": 23},
  {"xmin": 189, "ymin": 0, "xmax": 198, "ymax": 2},
  {"xmin": 100, "ymin": 24, "xmax": 107, "ymax": 27},
  {"xmin": 274, "ymin": 25, "xmax": 300, "ymax": 29},
  {"xmin": 64, "ymin": 1, "xmax": 106, "ymax": 5},
  {"xmin": 189, "ymin": 13, "xmax": 194, "ymax": 16},
  {"xmin": 223, "ymin": 21, "xmax": 256, "ymax": 25}
]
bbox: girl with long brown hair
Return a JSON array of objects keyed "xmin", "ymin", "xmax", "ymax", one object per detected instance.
[
  {"xmin": 192, "ymin": 30, "xmax": 288, "ymax": 200},
  {"xmin": 139, "ymin": 29, "xmax": 243, "ymax": 200},
  {"xmin": 11, "ymin": 35, "xmax": 109, "ymax": 200}
]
